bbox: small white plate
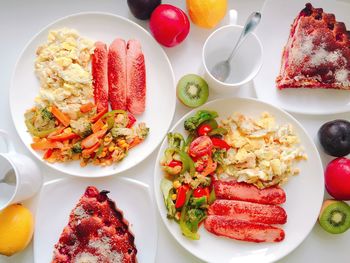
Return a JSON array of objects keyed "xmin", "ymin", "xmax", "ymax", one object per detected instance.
[
  {"xmin": 154, "ymin": 97, "xmax": 324, "ymax": 263},
  {"xmin": 255, "ymin": 0, "xmax": 350, "ymax": 115},
  {"xmin": 34, "ymin": 176, "xmax": 157, "ymax": 263},
  {"xmin": 10, "ymin": 12, "xmax": 175, "ymax": 177}
]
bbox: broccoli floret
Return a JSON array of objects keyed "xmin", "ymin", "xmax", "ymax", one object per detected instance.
[
  {"xmin": 212, "ymin": 149, "xmax": 226, "ymax": 165},
  {"xmin": 41, "ymin": 107, "xmax": 54, "ymax": 121},
  {"xmin": 72, "ymin": 142, "xmax": 82, "ymax": 153},
  {"xmin": 70, "ymin": 118, "xmax": 92, "ymax": 138},
  {"xmin": 184, "ymin": 110, "xmax": 218, "ymax": 132},
  {"xmin": 111, "ymin": 128, "xmax": 132, "ymax": 138}
]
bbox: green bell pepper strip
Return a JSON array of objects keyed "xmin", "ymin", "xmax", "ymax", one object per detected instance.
[
  {"xmin": 167, "ymin": 133, "xmax": 185, "ymax": 151},
  {"xmin": 179, "ymin": 190, "xmax": 200, "ymax": 240},
  {"xmin": 25, "ymin": 119, "xmax": 57, "ymax": 138},
  {"xmin": 165, "ymin": 148, "xmax": 195, "ymax": 176},
  {"xmin": 208, "ymin": 127, "xmax": 228, "ymax": 136},
  {"xmin": 101, "ymin": 110, "xmax": 128, "ymax": 129},
  {"xmin": 191, "ymin": 196, "xmax": 207, "ymax": 207},
  {"xmin": 208, "ymin": 188, "xmax": 216, "ymax": 205}
]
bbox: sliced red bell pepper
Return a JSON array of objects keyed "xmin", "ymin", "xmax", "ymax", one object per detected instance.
[
  {"xmin": 168, "ymin": 160, "xmax": 182, "ymax": 168},
  {"xmin": 126, "ymin": 113, "xmax": 137, "ymax": 128},
  {"xmin": 175, "ymin": 185, "xmax": 190, "ymax": 209},
  {"xmin": 210, "ymin": 137, "xmax": 230, "ymax": 150},
  {"xmin": 43, "ymin": 148, "xmax": 54, "ymax": 159},
  {"xmin": 193, "ymin": 187, "xmax": 210, "ymax": 199}
]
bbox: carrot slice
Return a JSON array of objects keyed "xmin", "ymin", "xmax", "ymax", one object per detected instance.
[
  {"xmin": 31, "ymin": 139, "xmax": 62, "ymax": 151},
  {"xmin": 129, "ymin": 137, "xmax": 142, "ymax": 149},
  {"xmin": 49, "ymin": 133, "xmax": 79, "ymax": 142},
  {"xmin": 51, "ymin": 106, "xmax": 70, "ymax": 127},
  {"xmin": 90, "ymin": 107, "xmax": 108, "ymax": 123},
  {"xmin": 81, "ymin": 129, "xmax": 107, "ymax": 149},
  {"xmin": 82, "ymin": 141, "xmax": 101, "ymax": 156},
  {"xmin": 92, "ymin": 119, "xmax": 104, "ymax": 133},
  {"xmin": 202, "ymin": 156, "xmax": 217, "ymax": 177},
  {"xmin": 80, "ymin": 102, "xmax": 95, "ymax": 113}
]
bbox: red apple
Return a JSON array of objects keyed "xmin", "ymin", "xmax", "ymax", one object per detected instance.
[
  {"xmin": 149, "ymin": 4, "xmax": 190, "ymax": 47},
  {"xmin": 325, "ymin": 157, "xmax": 350, "ymax": 200}
]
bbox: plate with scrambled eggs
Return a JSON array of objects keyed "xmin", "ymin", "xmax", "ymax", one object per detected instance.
[
  {"xmin": 10, "ymin": 12, "xmax": 176, "ymax": 177},
  {"xmin": 153, "ymin": 97, "xmax": 324, "ymax": 263}
]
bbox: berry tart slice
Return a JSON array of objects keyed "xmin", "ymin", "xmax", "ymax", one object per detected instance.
[
  {"xmin": 276, "ymin": 3, "xmax": 350, "ymax": 90},
  {"xmin": 52, "ymin": 186, "xmax": 137, "ymax": 263}
]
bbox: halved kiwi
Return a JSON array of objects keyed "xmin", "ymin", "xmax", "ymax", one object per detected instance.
[
  {"xmin": 318, "ymin": 200, "xmax": 350, "ymax": 234},
  {"xmin": 177, "ymin": 74, "xmax": 209, "ymax": 108}
]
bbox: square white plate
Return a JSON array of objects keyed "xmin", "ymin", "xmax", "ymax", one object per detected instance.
[
  {"xmin": 34, "ymin": 176, "xmax": 157, "ymax": 262},
  {"xmin": 255, "ymin": 0, "xmax": 350, "ymax": 115}
]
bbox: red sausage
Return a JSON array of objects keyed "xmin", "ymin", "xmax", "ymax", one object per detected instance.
[
  {"xmin": 126, "ymin": 39, "xmax": 146, "ymax": 115},
  {"xmin": 92, "ymin": 42, "xmax": 109, "ymax": 112},
  {"xmin": 108, "ymin": 39, "xmax": 127, "ymax": 110}
]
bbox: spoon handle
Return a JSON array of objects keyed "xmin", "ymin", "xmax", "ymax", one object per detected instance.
[{"xmin": 227, "ymin": 12, "xmax": 261, "ymax": 63}]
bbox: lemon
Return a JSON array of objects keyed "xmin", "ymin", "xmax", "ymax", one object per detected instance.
[
  {"xmin": 0, "ymin": 204, "xmax": 34, "ymax": 256},
  {"xmin": 187, "ymin": 0, "xmax": 228, "ymax": 28}
]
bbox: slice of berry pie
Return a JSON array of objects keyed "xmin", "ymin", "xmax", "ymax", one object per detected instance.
[
  {"xmin": 52, "ymin": 186, "xmax": 137, "ymax": 263},
  {"xmin": 276, "ymin": 3, "xmax": 350, "ymax": 90}
]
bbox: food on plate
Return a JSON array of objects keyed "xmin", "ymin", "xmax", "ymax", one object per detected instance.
[
  {"xmin": 34, "ymin": 28, "xmax": 94, "ymax": 119},
  {"xmin": 318, "ymin": 199, "xmax": 350, "ymax": 234},
  {"xmin": 186, "ymin": 0, "xmax": 227, "ymax": 28},
  {"xmin": 149, "ymin": 4, "xmax": 190, "ymax": 47},
  {"xmin": 160, "ymin": 110, "xmax": 305, "ymax": 242},
  {"xmin": 325, "ymin": 157, "xmax": 350, "ymax": 200},
  {"xmin": 221, "ymin": 112, "xmax": 307, "ymax": 188},
  {"xmin": 92, "ymin": 42, "xmax": 109, "ymax": 113},
  {"xmin": 25, "ymin": 29, "xmax": 149, "ymax": 167},
  {"xmin": 108, "ymin": 39, "xmax": 127, "ymax": 111},
  {"xmin": 318, "ymin": 120, "xmax": 350, "ymax": 157},
  {"xmin": 213, "ymin": 179, "xmax": 286, "ymax": 205},
  {"xmin": 177, "ymin": 74, "xmax": 209, "ymax": 108},
  {"xmin": 208, "ymin": 199, "xmax": 287, "ymax": 224},
  {"xmin": 0, "ymin": 204, "xmax": 34, "ymax": 256},
  {"xmin": 126, "ymin": 40, "xmax": 146, "ymax": 115},
  {"xmin": 204, "ymin": 215, "xmax": 285, "ymax": 243},
  {"xmin": 127, "ymin": 0, "xmax": 161, "ymax": 20},
  {"xmin": 52, "ymin": 186, "xmax": 137, "ymax": 262},
  {"xmin": 276, "ymin": 3, "xmax": 350, "ymax": 90}
]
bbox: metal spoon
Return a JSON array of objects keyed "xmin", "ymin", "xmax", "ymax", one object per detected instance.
[
  {"xmin": 0, "ymin": 170, "xmax": 16, "ymax": 185},
  {"xmin": 211, "ymin": 12, "xmax": 262, "ymax": 82}
]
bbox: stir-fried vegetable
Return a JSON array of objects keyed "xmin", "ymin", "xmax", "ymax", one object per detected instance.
[
  {"xmin": 161, "ymin": 109, "xmax": 232, "ymax": 240},
  {"xmin": 184, "ymin": 110, "xmax": 218, "ymax": 132}
]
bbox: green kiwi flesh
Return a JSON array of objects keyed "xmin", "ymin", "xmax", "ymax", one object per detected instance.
[
  {"xmin": 177, "ymin": 74, "xmax": 209, "ymax": 108},
  {"xmin": 319, "ymin": 200, "xmax": 350, "ymax": 234}
]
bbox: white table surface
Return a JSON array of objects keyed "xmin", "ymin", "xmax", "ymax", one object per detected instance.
[{"xmin": 1, "ymin": 0, "xmax": 349, "ymax": 262}]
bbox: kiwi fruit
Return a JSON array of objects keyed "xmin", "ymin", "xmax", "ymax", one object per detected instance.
[
  {"xmin": 177, "ymin": 74, "xmax": 209, "ymax": 108},
  {"xmin": 318, "ymin": 200, "xmax": 350, "ymax": 234}
]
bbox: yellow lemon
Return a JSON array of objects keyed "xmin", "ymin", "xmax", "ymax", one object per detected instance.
[
  {"xmin": 0, "ymin": 204, "xmax": 34, "ymax": 256},
  {"xmin": 187, "ymin": 0, "xmax": 228, "ymax": 28}
]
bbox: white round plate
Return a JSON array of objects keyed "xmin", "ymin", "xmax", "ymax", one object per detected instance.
[
  {"xmin": 254, "ymin": 0, "xmax": 350, "ymax": 115},
  {"xmin": 34, "ymin": 176, "xmax": 157, "ymax": 263},
  {"xmin": 10, "ymin": 12, "xmax": 175, "ymax": 177},
  {"xmin": 154, "ymin": 97, "xmax": 324, "ymax": 263}
]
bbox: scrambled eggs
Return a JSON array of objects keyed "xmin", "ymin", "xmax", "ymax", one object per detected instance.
[
  {"xmin": 35, "ymin": 28, "xmax": 94, "ymax": 118},
  {"xmin": 221, "ymin": 112, "xmax": 307, "ymax": 188}
]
